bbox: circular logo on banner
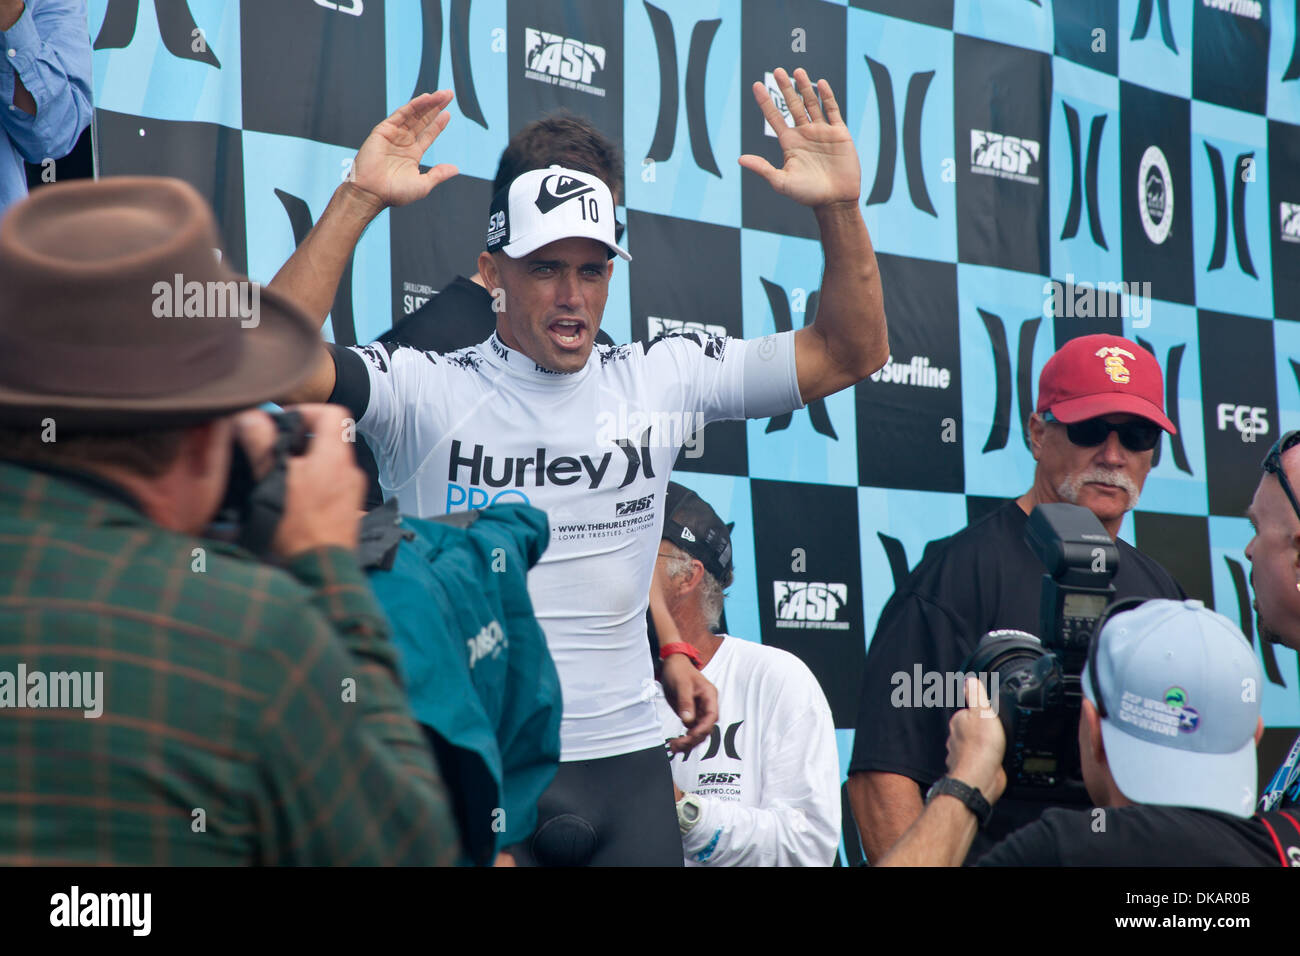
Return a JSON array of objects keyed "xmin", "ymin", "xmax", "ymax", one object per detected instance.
[{"xmin": 1138, "ymin": 146, "xmax": 1173, "ymax": 245}]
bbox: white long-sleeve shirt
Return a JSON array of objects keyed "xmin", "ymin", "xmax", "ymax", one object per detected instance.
[{"xmin": 655, "ymin": 635, "xmax": 840, "ymax": 866}]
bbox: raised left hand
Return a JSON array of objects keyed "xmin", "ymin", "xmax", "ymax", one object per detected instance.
[{"xmin": 739, "ymin": 67, "xmax": 861, "ymax": 209}]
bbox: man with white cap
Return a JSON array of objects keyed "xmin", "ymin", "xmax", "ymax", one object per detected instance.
[
  {"xmin": 264, "ymin": 70, "xmax": 888, "ymax": 864},
  {"xmin": 878, "ymin": 598, "xmax": 1281, "ymax": 866}
]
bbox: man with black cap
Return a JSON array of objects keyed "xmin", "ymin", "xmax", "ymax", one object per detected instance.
[
  {"xmin": 652, "ymin": 482, "xmax": 840, "ymax": 866},
  {"xmin": 0, "ymin": 177, "xmax": 459, "ymax": 864},
  {"xmin": 849, "ymin": 334, "xmax": 1185, "ymax": 863}
]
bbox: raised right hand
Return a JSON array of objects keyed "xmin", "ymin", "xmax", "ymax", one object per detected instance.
[{"xmin": 346, "ymin": 91, "xmax": 460, "ymax": 216}]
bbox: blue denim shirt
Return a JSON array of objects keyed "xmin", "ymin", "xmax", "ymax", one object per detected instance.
[{"xmin": 0, "ymin": 0, "xmax": 91, "ymax": 217}]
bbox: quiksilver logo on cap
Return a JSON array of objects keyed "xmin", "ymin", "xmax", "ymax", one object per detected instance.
[{"xmin": 535, "ymin": 174, "xmax": 595, "ymax": 214}]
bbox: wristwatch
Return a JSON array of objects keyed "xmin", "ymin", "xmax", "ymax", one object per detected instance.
[
  {"xmin": 925, "ymin": 776, "xmax": 993, "ymax": 828},
  {"xmin": 676, "ymin": 793, "xmax": 703, "ymax": 834}
]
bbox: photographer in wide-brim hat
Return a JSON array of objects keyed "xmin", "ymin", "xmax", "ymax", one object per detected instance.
[{"xmin": 0, "ymin": 176, "xmax": 460, "ymax": 865}]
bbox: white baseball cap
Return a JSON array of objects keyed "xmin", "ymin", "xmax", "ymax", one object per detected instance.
[
  {"xmin": 1082, "ymin": 598, "xmax": 1262, "ymax": 818},
  {"xmin": 484, "ymin": 165, "xmax": 630, "ymax": 261}
]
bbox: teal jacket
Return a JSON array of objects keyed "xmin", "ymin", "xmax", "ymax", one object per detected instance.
[{"xmin": 366, "ymin": 504, "xmax": 561, "ymax": 864}]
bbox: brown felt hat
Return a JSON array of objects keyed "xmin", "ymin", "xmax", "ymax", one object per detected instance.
[{"xmin": 0, "ymin": 176, "xmax": 319, "ymax": 429}]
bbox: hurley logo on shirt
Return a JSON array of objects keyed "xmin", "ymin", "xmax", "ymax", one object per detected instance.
[{"xmin": 446, "ymin": 436, "xmax": 655, "ymax": 509}]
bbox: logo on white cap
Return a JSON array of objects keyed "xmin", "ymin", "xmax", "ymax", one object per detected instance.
[{"xmin": 535, "ymin": 174, "xmax": 595, "ymax": 214}]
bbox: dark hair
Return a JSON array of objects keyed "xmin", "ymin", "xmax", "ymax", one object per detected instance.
[
  {"xmin": 0, "ymin": 424, "xmax": 190, "ymax": 479},
  {"xmin": 494, "ymin": 112, "xmax": 625, "ymax": 202}
]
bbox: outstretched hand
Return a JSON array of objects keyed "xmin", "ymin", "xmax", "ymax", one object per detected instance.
[
  {"xmin": 347, "ymin": 91, "xmax": 460, "ymax": 215},
  {"xmin": 739, "ymin": 68, "xmax": 861, "ymax": 209}
]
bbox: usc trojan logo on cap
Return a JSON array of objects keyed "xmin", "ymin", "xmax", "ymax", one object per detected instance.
[{"xmin": 1095, "ymin": 346, "xmax": 1136, "ymax": 384}]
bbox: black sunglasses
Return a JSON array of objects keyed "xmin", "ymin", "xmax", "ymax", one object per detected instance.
[
  {"xmin": 1262, "ymin": 430, "xmax": 1300, "ymax": 527},
  {"xmin": 1085, "ymin": 597, "xmax": 1151, "ymax": 719},
  {"xmin": 1042, "ymin": 411, "xmax": 1161, "ymax": 452}
]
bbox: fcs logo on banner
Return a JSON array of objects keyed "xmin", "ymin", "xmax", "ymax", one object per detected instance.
[
  {"xmin": 1204, "ymin": 143, "xmax": 1257, "ymax": 277},
  {"xmin": 1131, "ymin": 0, "xmax": 1178, "ymax": 53},
  {"xmin": 274, "ymin": 189, "xmax": 357, "ymax": 346},
  {"xmin": 1061, "ymin": 102, "xmax": 1108, "ymax": 249},
  {"xmin": 762, "ymin": 71, "xmax": 795, "ymax": 138},
  {"xmin": 1138, "ymin": 145, "xmax": 1174, "ymax": 245},
  {"xmin": 863, "ymin": 57, "xmax": 936, "ymax": 216},
  {"xmin": 759, "ymin": 279, "xmax": 837, "ymax": 440},
  {"xmin": 969, "ymin": 130, "xmax": 1041, "ymax": 185},
  {"xmin": 978, "ymin": 309, "xmax": 1041, "ymax": 453},
  {"xmin": 314, "ymin": 0, "xmax": 363, "ymax": 13},
  {"xmin": 643, "ymin": 3, "xmax": 721, "ymax": 177},
  {"xmin": 1281, "ymin": 203, "xmax": 1300, "ymax": 244},
  {"xmin": 773, "ymin": 582, "xmax": 850, "ymax": 630},
  {"xmin": 1216, "ymin": 403, "xmax": 1269, "ymax": 440},
  {"xmin": 524, "ymin": 28, "xmax": 607, "ymax": 97},
  {"xmin": 1135, "ymin": 335, "xmax": 1193, "ymax": 474},
  {"xmin": 93, "ymin": 0, "xmax": 220, "ymax": 67}
]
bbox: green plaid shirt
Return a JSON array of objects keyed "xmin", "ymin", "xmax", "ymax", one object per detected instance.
[{"xmin": 0, "ymin": 460, "xmax": 460, "ymax": 865}]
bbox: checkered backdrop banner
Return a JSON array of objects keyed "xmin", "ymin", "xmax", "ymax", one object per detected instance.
[{"xmin": 90, "ymin": 0, "xmax": 1300, "ymax": 864}]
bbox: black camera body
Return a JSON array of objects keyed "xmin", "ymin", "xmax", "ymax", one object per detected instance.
[
  {"xmin": 962, "ymin": 503, "xmax": 1117, "ymax": 803},
  {"xmin": 209, "ymin": 410, "xmax": 310, "ymax": 557}
]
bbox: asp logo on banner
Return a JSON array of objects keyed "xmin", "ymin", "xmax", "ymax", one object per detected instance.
[
  {"xmin": 524, "ymin": 28, "xmax": 607, "ymax": 96},
  {"xmin": 970, "ymin": 130, "xmax": 1041, "ymax": 185},
  {"xmin": 772, "ymin": 581, "xmax": 850, "ymax": 630}
]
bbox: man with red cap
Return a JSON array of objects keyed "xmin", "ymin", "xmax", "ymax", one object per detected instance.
[{"xmin": 848, "ymin": 333, "xmax": 1185, "ymax": 864}]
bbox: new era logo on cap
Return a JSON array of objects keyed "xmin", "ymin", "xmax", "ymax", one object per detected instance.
[{"xmin": 485, "ymin": 165, "xmax": 630, "ymax": 262}]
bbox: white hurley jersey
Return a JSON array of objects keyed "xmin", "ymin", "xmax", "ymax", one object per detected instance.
[
  {"xmin": 345, "ymin": 331, "xmax": 802, "ymax": 760},
  {"xmin": 657, "ymin": 636, "xmax": 841, "ymax": 866}
]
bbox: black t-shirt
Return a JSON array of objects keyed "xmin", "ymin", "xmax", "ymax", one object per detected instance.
[
  {"xmin": 349, "ymin": 275, "xmax": 616, "ymax": 508},
  {"xmin": 850, "ymin": 500, "xmax": 1185, "ymax": 860},
  {"xmin": 975, "ymin": 805, "xmax": 1282, "ymax": 866}
]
